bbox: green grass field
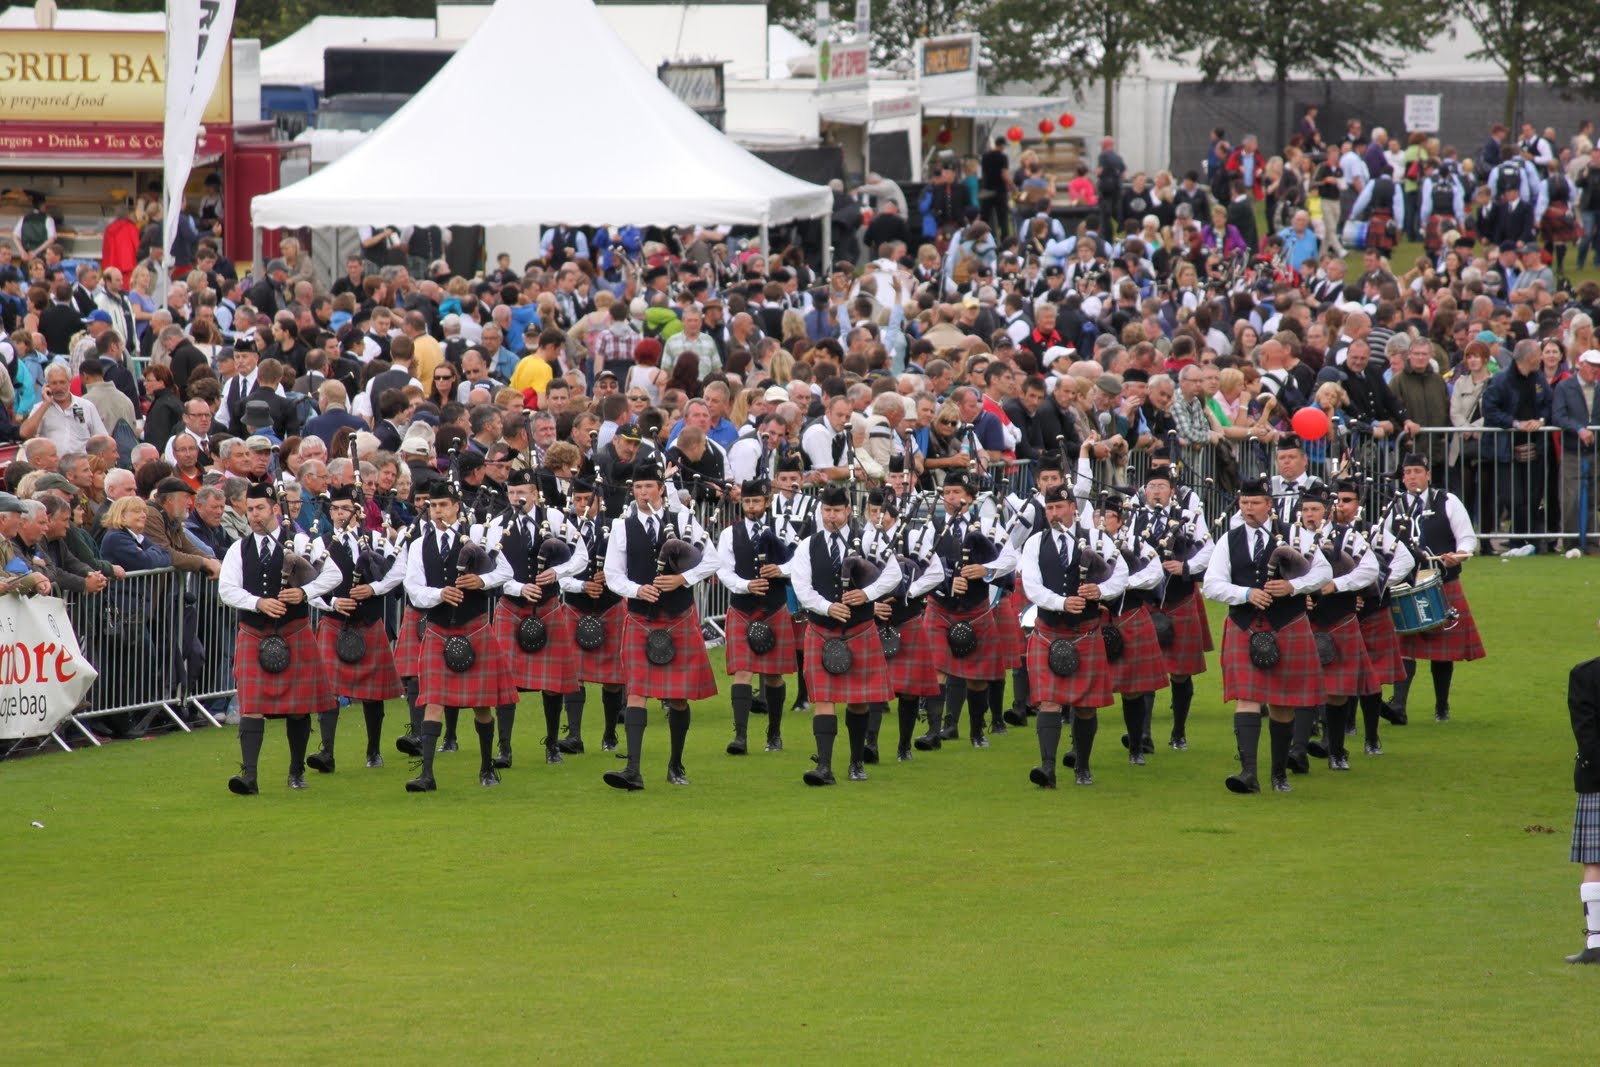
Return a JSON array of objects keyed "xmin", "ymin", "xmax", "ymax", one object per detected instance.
[{"xmin": 3, "ymin": 557, "xmax": 1597, "ymax": 1064}]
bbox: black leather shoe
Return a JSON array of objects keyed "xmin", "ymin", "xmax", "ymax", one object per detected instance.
[
  {"xmin": 896, "ymin": 748, "xmax": 912, "ymax": 762},
  {"xmin": 405, "ymin": 774, "xmax": 436, "ymax": 793},
  {"xmin": 440, "ymin": 738, "xmax": 459, "ymax": 753},
  {"xmin": 1129, "ymin": 751, "xmax": 1146, "ymax": 766},
  {"xmin": 603, "ymin": 767, "xmax": 645, "ymax": 791},
  {"xmin": 1435, "ymin": 708, "xmax": 1451, "ymax": 722},
  {"xmin": 1225, "ymin": 772, "xmax": 1260, "ymax": 794},
  {"xmin": 765, "ymin": 735, "xmax": 784, "ymax": 752},
  {"xmin": 601, "ymin": 734, "xmax": 619, "ymax": 752},
  {"xmin": 1074, "ymin": 769, "xmax": 1094, "ymax": 786},
  {"xmin": 365, "ymin": 753, "xmax": 384, "ymax": 768},
  {"xmin": 862, "ymin": 744, "xmax": 879, "ymax": 764},
  {"xmin": 556, "ymin": 737, "xmax": 584, "ymax": 754},
  {"xmin": 802, "ymin": 765, "xmax": 836, "ymax": 786},
  {"xmin": 666, "ymin": 763, "xmax": 689, "ymax": 786},
  {"xmin": 1271, "ymin": 774, "xmax": 1292, "ymax": 793},
  {"xmin": 971, "ymin": 733, "xmax": 989, "ymax": 749},
  {"xmin": 848, "ymin": 761, "xmax": 868, "ymax": 781},
  {"xmin": 1286, "ymin": 749, "xmax": 1310, "ymax": 775},
  {"xmin": 1029, "ymin": 766, "xmax": 1056, "ymax": 788},
  {"xmin": 1306, "ymin": 739, "xmax": 1329, "ymax": 759},
  {"xmin": 1345, "ymin": 718, "xmax": 1358, "ymax": 735},
  {"xmin": 1141, "ymin": 736, "xmax": 1155, "ymax": 754},
  {"xmin": 939, "ymin": 725, "xmax": 960, "ymax": 741},
  {"xmin": 306, "ymin": 750, "xmax": 335, "ymax": 774},
  {"xmin": 545, "ymin": 746, "xmax": 563, "ymax": 765},
  {"xmin": 1121, "ymin": 732, "xmax": 1132, "ymax": 750},
  {"xmin": 1169, "ymin": 735, "xmax": 1188, "ymax": 751},
  {"xmin": 1364, "ymin": 741, "xmax": 1383, "ymax": 756},
  {"xmin": 913, "ymin": 731, "xmax": 942, "ymax": 751},
  {"xmin": 227, "ymin": 774, "xmax": 258, "ymax": 796},
  {"xmin": 287, "ymin": 772, "xmax": 308, "ymax": 790},
  {"xmin": 989, "ymin": 719, "xmax": 1008, "ymax": 735},
  {"xmin": 493, "ymin": 747, "xmax": 513, "ymax": 769},
  {"xmin": 727, "ymin": 736, "xmax": 748, "ymax": 755},
  {"xmin": 1004, "ymin": 709, "xmax": 1028, "ymax": 727},
  {"xmin": 480, "ymin": 767, "xmax": 501, "ymax": 787},
  {"xmin": 395, "ymin": 734, "xmax": 422, "ymax": 757},
  {"xmin": 1334, "ymin": 754, "xmax": 1351, "ymax": 771},
  {"xmin": 1380, "ymin": 702, "xmax": 1408, "ymax": 726},
  {"xmin": 1565, "ymin": 946, "xmax": 1600, "ymax": 964},
  {"xmin": 1061, "ymin": 750, "xmax": 1077, "ymax": 769}
]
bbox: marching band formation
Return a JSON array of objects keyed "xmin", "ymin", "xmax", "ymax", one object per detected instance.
[{"xmin": 216, "ymin": 434, "xmax": 1486, "ymax": 797}]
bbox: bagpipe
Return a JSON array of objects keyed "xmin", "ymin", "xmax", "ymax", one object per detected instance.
[
  {"xmin": 432, "ymin": 446, "xmax": 502, "ymax": 674},
  {"xmin": 1241, "ymin": 520, "xmax": 1314, "ymax": 672},
  {"xmin": 639, "ymin": 500, "xmax": 708, "ymax": 666},
  {"xmin": 942, "ymin": 507, "xmax": 1002, "ymax": 659},
  {"xmin": 1043, "ymin": 524, "xmax": 1118, "ymax": 679},
  {"xmin": 511, "ymin": 513, "xmax": 575, "ymax": 654},
  {"xmin": 819, "ymin": 532, "xmax": 883, "ymax": 676},
  {"xmin": 256, "ymin": 481, "xmax": 327, "ymax": 676},
  {"xmin": 742, "ymin": 516, "xmax": 794, "ymax": 657}
]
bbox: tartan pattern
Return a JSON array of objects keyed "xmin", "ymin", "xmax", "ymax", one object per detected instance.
[
  {"xmin": 394, "ymin": 604, "xmax": 424, "ymax": 678},
  {"xmin": 1151, "ymin": 591, "xmax": 1210, "ymax": 677},
  {"xmin": 1399, "ymin": 579, "xmax": 1486, "ymax": 663},
  {"xmin": 1309, "ymin": 614, "xmax": 1373, "ymax": 698},
  {"xmin": 495, "ymin": 598, "xmax": 580, "ymax": 694},
  {"xmin": 886, "ymin": 614, "xmax": 943, "ymax": 697},
  {"xmin": 802, "ymin": 622, "xmax": 893, "ymax": 705},
  {"xmin": 1219, "ymin": 615, "xmax": 1327, "ymax": 707},
  {"xmin": 724, "ymin": 606, "xmax": 800, "ymax": 677},
  {"xmin": 574, "ymin": 601, "xmax": 627, "ymax": 685},
  {"xmin": 926, "ymin": 602, "xmax": 1009, "ymax": 682},
  {"xmin": 1106, "ymin": 605, "xmax": 1171, "ymax": 695},
  {"xmin": 1195, "ymin": 593, "xmax": 1215, "ymax": 651},
  {"xmin": 235, "ymin": 619, "xmax": 337, "ymax": 718},
  {"xmin": 1028, "ymin": 618, "xmax": 1114, "ymax": 709},
  {"xmin": 621, "ymin": 610, "xmax": 719, "ymax": 700},
  {"xmin": 1572, "ymin": 792, "xmax": 1600, "ymax": 864},
  {"xmin": 1357, "ymin": 610, "xmax": 1408, "ymax": 690},
  {"xmin": 417, "ymin": 617, "xmax": 519, "ymax": 708},
  {"xmin": 318, "ymin": 616, "xmax": 402, "ymax": 700},
  {"xmin": 991, "ymin": 589, "xmax": 1027, "ymax": 668}
]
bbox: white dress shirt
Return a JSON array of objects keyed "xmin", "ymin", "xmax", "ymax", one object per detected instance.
[
  {"xmin": 402, "ymin": 522, "xmax": 514, "ymax": 609},
  {"xmin": 602, "ymin": 503, "xmax": 721, "ymax": 600},
  {"xmin": 490, "ymin": 509, "xmax": 589, "ymax": 600},
  {"xmin": 1201, "ymin": 521, "xmax": 1332, "ymax": 606},
  {"xmin": 1020, "ymin": 525, "xmax": 1130, "ymax": 612},
  {"xmin": 788, "ymin": 528, "xmax": 904, "ymax": 617},
  {"xmin": 218, "ymin": 530, "xmax": 341, "ymax": 613}
]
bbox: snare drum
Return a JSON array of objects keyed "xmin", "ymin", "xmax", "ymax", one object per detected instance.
[
  {"xmin": 1388, "ymin": 569, "xmax": 1449, "ymax": 634},
  {"xmin": 1341, "ymin": 220, "xmax": 1369, "ymax": 251}
]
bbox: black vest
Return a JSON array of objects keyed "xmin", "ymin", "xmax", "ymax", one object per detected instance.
[
  {"xmin": 420, "ymin": 524, "xmax": 491, "ymax": 625},
  {"xmin": 1307, "ymin": 525, "xmax": 1359, "ymax": 626},
  {"xmin": 1226, "ymin": 521, "xmax": 1306, "ymax": 630},
  {"xmin": 1350, "ymin": 518, "xmax": 1391, "ymax": 617},
  {"xmin": 321, "ymin": 531, "xmax": 386, "ymax": 626},
  {"xmin": 1369, "ymin": 175, "xmax": 1396, "ymax": 217},
  {"xmin": 570, "ymin": 513, "xmax": 620, "ymax": 614},
  {"xmin": 1431, "ymin": 183, "xmax": 1456, "ymax": 216},
  {"xmin": 1410, "ymin": 489, "xmax": 1462, "ymax": 582},
  {"xmin": 807, "ymin": 531, "xmax": 873, "ymax": 631},
  {"xmin": 930, "ymin": 510, "xmax": 987, "ymax": 612},
  {"xmin": 1034, "ymin": 530, "xmax": 1093, "ymax": 629},
  {"xmin": 624, "ymin": 512, "xmax": 694, "ymax": 619},
  {"xmin": 1132, "ymin": 505, "xmax": 1196, "ymax": 601},
  {"xmin": 728, "ymin": 520, "xmax": 788, "ymax": 615},
  {"xmin": 238, "ymin": 533, "xmax": 309, "ymax": 629},
  {"xmin": 497, "ymin": 507, "xmax": 556, "ymax": 595}
]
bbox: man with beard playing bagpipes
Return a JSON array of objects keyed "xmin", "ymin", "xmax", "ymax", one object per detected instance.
[
  {"xmin": 601, "ymin": 455, "xmax": 722, "ymax": 791},
  {"xmin": 307, "ymin": 484, "xmax": 406, "ymax": 774},
  {"xmin": 489, "ymin": 469, "xmax": 589, "ymax": 770},
  {"xmin": 1086, "ymin": 490, "xmax": 1170, "ymax": 769},
  {"xmin": 560, "ymin": 477, "xmax": 626, "ymax": 754},
  {"xmin": 219, "ymin": 482, "xmax": 341, "ymax": 794},
  {"xmin": 401, "ymin": 480, "xmax": 517, "ymax": 792},
  {"xmin": 788, "ymin": 483, "xmax": 903, "ymax": 786},
  {"xmin": 715, "ymin": 478, "xmax": 797, "ymax": 757},
  {"xmin": 1298, "ymin": 483, "xmax": 1379, "ymax": 772},
  {"xmin": 1202, "ymin": 478, "xmax": 1332, "ymax": 794},
  {"xmin": 862, "ymin": 482, "xmax": 945, "ymax": 763},
  {"xmin": 1331, "ymin": 477, "xmax": 1415, "ymax": 756},
  {"xmin": 1019, "ymin": 484, "xmax": 1128, "ymax": 787}
]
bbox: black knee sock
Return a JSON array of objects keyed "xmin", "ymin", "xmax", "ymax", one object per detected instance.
[
  {"xmin": 1555, "ymin": 244, "xmax": 1568, "ymax": 273},
  {"xmin": 239, "ymin": 716, "xmax": 265, "ymax": 778},
  {"xmin": 987, "ymin": 678, "xmax": 1005, "ymax": 725},
  {"xmin": 1141, "ymin": 692, "xmax": 1156, "ymax": 741},
  {"xmin": 1171, "ymin": 677, "xmax": 1194, "ymax": 737},
  {"xmin": 967, "ymin": 683, "xmax": 988, "ymax": 737},
  {"xmin": 793, "ymin": 658, "xmax": 808, "ymax": 706},
  {"xmin": 403, "ymin": 677, "xmax": 422, "ymax": 735},
  {"xmin": 812, "ymin": 714, "xmax": 837, "ymax": 769},
  {"xmin": 1071, "ymin": 713, "xmax": 1098, "ymax": 770},
  {"xmin": 845, "ymin": 710, "xmax": 869, "ymax": 763},
  {"xmin": 622, "ymin": 706, "xmax": 646, "ymax": 773},
  {"xmin": 1391, "ymin": 658, "xmax": 1417, "ymax": 711},
  {"xmin": 1037, "ymin": 710, "xmax": 1063, "ymax": 768},
  {"xmin": 1234, "ymin": 711, "xmax": 1260, "ymax": 780},
  {"xmin": 318, "ymin": 707, "xmax": 338, "ymax": 753},
  {"xmin": 443, "ymin": 706, "xmax": 459, "ymax": 742},
  {"xmin": 362, "ymin": 700, "xmax": 384, "ymax": 755},
  {"xmin": 475, "ymin": 716, "xmax": 494, "ymax": 771},
  {"xmin": 1268, "ymin": 718, "xmax": 1294, "ymax": 778},
  {"xmin": 1291, "ymin": 706, "xmax": 1318, "ymax": 753},
  {"xmin": 542, "ymin": 691, "xmax": 563, "ymax": 747},
  {"xmin": 924, "ymin": 683, "xmax": 948, "ymax": 735},
  {"xmin": 667, "ymin": 705, "xmax": 690, "ymax": 768},
  {"xmin": 1013, "ymin": 664, "xmax": 1031, "ymax": 711},
  {"xmin": 1325, "ymin": 702, "xmax": 1347, "ymax": 756},
  {"xmin": 563, "ymin": 689, "xmax": 584, "ymax": 740},
  {"xmin": 766, "ymin": 681, "xmax": 786, "ymax": 739},
  {"xmin": 1121, "ymin": 695, "xmax": 1144, "ymax": 745},
  {"xmin": 602, "ymin": 689, "xmax": 624, "ymax": 740},
  {"xmin": 420, "ymin": 719, "xmax": 441, "ymax": 778},
  {"xmin": 945, "ymin": 678, "xmax": 969, "ymax": 733},
  {"xmin": 285, "ymin": 714, "xmax": 312, "ymax": 775},
  {"xmin": 1431, "ymin": 661, "xmax": 1454, "ymax": 712},
  {"xmin": 1360, "ymin": 692, "xmax": 1384, "ymax": 744},
  {"xmin": 897, "ymin": 696, "xmax": 919, "ymax": 752},
  {"xmin": 866, "ymin": 702, "xmax": 884, "ymax": 746},
  {"xmin": 731, "ymin": 683, "xmax": 753, "ymax": 740},
  {"xmin": 496, "ymin": 702, "xmax": 516, "ymax": 749}
]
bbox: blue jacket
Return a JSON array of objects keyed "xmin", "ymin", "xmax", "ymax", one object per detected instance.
[{"xmin": 1481, "ymin": 363, "xmax": 1553, "ymax": 462}]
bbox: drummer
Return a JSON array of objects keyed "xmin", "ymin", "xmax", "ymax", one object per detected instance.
[{"xmin": 1380, "ymin": 452, "xmax": 1485, "ymax": 723}]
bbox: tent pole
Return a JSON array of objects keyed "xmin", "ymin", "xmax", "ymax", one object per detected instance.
[
  {"xmin": 759, "ymin": 214, "xmax": 770, "ymax": 257},
  {"xmin": 252, "ymin": 226, "xmax": 262, "ymax": 275},
  {"xmin": 821, "ymin": 212, "xmax": 832, "ymax": 274}
]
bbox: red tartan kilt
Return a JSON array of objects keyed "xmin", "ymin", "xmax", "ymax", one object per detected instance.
[
  {"xmin": 886, "ymin": 614, "xmax": 943, "ymax": 696},
  {"xmin": 1107, "ymin": 605, "xmax": 1170, "ymax": 694},
  {"xmin": 1357, "ymin": 609, "xmax": 1407, "ymax": 688},
  {"xmin": 1220, "ymin": 616, "xmax": 1326, "ymax": 707},
  {"xmin": 494, "ymin": 599, "xmax": 580, "ymax": 693},
  {"xmin": 573, "ymin": 601, "xmax": 627, "ymax": 685},
  {"xmin": 1310, "ymin": 614, "xmax": 1371, "ymax": 697},
  {"xmin": 235, "ymin": 619, "xmax": 337, "ymax": 717},
  {"xmin": 1423, "ymin": 215, "xmax": 1456, "ymax": 254},
  {"xmin": 1541, "ymin": 202, "xmax": 1584, "ymax": 243},
  {"xmin": 791, "ymin": 613, "xmax": 808, "ymax": 643},
  {"xmin": 417, "ymin": 617, "xmax": 518, "ymax": 708},
  {"xmin": 394, "ymin": 604, "xmax": 424, "ymax": 677},
  {"xmin": 621, "ymin": 611, "xmax": 718, "ymax": 700},
  {"xmin": 1398, "ymin": 579, "xmax": 1486, "ymax": 663},
  {"xmin": 927, "ymin": 602, "xmax": 1008, "ymax": 681},
  {"xmin": 992, "ymin": 589, "xmax": 1027, "ymax": 667},
  {"xmin": 1152, "ymin": 592, "xmax": 1209, "ymax": 676},
  {"xmin": 1195, "ymin": 593, "xmax": 1215, "ymax": 651},
  {"xmin": 318, "ymin": 617, "xmax": 402, "ymax": 700},
  {"xmin": 724, "ymin": 606, "xmax": 799, "ymax": 676},
  {"xmin": 803, "ymin": 622, "xmax": 893, "ymax": 704},
  {"xmin": 1028, "ymin": 618, "xmax": 1114, "ymax": 709}
]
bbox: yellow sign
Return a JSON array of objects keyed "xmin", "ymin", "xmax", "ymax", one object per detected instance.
[
  {"xmin": 0, "ymin": 30, "xmax": 232, "ymax": 125},
  {"xmin": 921, "ymin": 37, "xmax": 975, "ymax": 78}
]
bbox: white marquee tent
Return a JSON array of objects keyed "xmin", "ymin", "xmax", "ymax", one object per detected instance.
[
  {"xmin": 258, "ymin": 15, "xmax": 438, "ymax": 88},
  {"xmin": 250, "ymin": 0, "xmax": 832, "ymax": 234}
]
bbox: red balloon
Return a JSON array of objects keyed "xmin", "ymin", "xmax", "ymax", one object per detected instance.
[
  {"xmin": 1037, "ymin": 118, "xmax": 1055, "ymax": 136},
  {"xmin": 1005, "ymin": 125, "xmax": 1024, "ymax": 143},
  {"xmin": 1291, "ymin": 406, "xmax": 1331, "ymax": 441},
  {"xmin": 1059, "ymin": 112, "xmax": 1075, "ymax": 129},
  {"xmin": 936, "ymin": 128, "xmax": 953, "ymax": 146}
]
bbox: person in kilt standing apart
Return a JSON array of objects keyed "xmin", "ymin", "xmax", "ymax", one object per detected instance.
[
  {"xmin": 862, "ymin": 486, "xmax": 945, "ymax": 763},
  {"xmin": 218, "ymin": 483, "xmax": 341, "ymax": 794},
  {"xmin": 490, "ymin": 470, "xmax": 589, "ymax": 768},
  {"xmin": 1299, "ymin": 486, "xmax": 1379, "ymax": 772},
  {"xmin": 1565, "ymin": 649, "xmax": 1600, "ymax": 964},
  {"xmin": 307, "ymin": 486, "xmax": 406, "ymax": 773},
  {"xmin": 401, "ymin": 483, "xmax": 516, "ymax": 792},
  {"xmin": 1202, "ymin": 478, "xmax": 1332, "ymax": 794},
  {"xmin": 1129, "ymin": 466, "xmax": 1213, "ymax": 750},
  {"xmin": 601, "ymin": 457, "xmax": 722, "ymax": 790},
  {"xmin": 917, "ymin": 475, "xmax": 1006, "ymax": 751},
  {"xmin": 715, "ymin": 478, "xmax": 796, "ymax": 756},
  {"xmin": 1381, "ymin": 453, "xmax": 1485, "ymax": 723},
  {"xmin": 789, "ymin": 484, "xmax": 903, "ymax": 786},
  {"xmin": 1089, "ymin": 494, "xmax": 1170, "ymax": 767},
  {"xmin": 562, "ymin": 479, "xmax": 627, "ymax": 752},
  {"xmin": 1019, "ymin": 485, "xmax": 1128, "ymax": 787},
  {"xmin": 1332, "ymin": 480, "xmax": 1414, "ymax": 756}
]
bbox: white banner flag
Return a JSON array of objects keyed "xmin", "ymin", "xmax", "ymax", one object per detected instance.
[
  {"xmin": 162, "ymin": 0, "xmax": 236, "ymax": 273},
  {"xmin": 0, "ymin": 595, "xmax": 98, "ymax": 741}
]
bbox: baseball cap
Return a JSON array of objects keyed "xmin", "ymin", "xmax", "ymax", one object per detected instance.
[
  {"xmin": 398, "ymin": 437, "xmax": 431, "ymax": 457},
  {"xmin": 244, "ymin": 435, "xmax": 276, "ymax": 452},
  {"xmin": 1041, "ymin": 345, "xmax": 1075, "ymax": 369},
  {"xmin": 617, "ymin": 423, "xmax": 643, "ymax": 442},
  {"xmin": 86, "ymin": 309, "xmax": 114, "ymax": 325},
  {"xmin": 763, "ymin": 385, "xmax": 789, "ymax": 403},
  {"xmin": 266, "ymin": 258, "xmax": 288, "ymax": 274},
  {"xmin": 1581, "ymin": 350, "xmax": 1600, "ymax": 366}
]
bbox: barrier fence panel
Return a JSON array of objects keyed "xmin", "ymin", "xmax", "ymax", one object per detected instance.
[{"xmin": 63, "ymin": 567, "xmax": 192, "ymax": 744}]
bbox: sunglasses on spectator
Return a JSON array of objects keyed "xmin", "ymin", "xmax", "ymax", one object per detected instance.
[
  {"xmin": 628, "ymin": 394, "xmax": 648, "ymax": 401},
  {"xmin": 936, "ymin": 418, "xmax": 958, "ymax": 427},
  {"xmin": 434, "ymin": 374, "xmax": 454, "ymax": 381}
]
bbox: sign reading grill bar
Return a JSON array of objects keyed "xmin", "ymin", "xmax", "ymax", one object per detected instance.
[{"xmin": 0, "ymin": 29, "xmax": 232, "ymax": 124}]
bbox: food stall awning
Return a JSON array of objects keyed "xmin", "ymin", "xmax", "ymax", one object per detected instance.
[
  {"xmin": 922, "ymin": 95, "xmax": 1070, "ymax": 119},
  {"xmin": 818, "ymin": 91, "xmax": 920, "ymax": 126},
  {"xmin": 0, "ymin": 124, "xmax": 225, "ymax": 171}
]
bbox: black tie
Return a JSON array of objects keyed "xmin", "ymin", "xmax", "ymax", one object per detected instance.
[
  {"xmin": 1252, "ymin": 529, "xmax": 1267, "ymax": 565},
  {"xmin": 646, "ymin": 517, "xmax": 658, "ymax": 545},
  {"xmin": 1058, "ymin": 533, "xmax": 1073, "ymax": 571},
  {"xmin": 830, "ymin": 533, "xmax": 843, "ymax": 571}
]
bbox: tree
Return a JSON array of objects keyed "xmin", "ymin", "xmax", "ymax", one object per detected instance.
[
  {"xmin": 1175, "ymin": 3, "xmax": 1449, "ymax": 151},
  {"xmin": 55, "ymin": 0, "xmax": 438, "ymax": 46},
  {"xmin": 1456, "ymin": 1, "xmax": 1600, "ymax": 128},
  {"xmin": 771, "ymin": 0, "xmax": 983, "ymax": 73},
  {"xmin": 976, "ymin": 1, "xmax": 1182, "ymax": 136}
]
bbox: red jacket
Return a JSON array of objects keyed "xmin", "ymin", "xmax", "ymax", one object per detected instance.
[
  {"xmin": 100, "ymin": 217, "xmax": 140, "ymax": 275},
  {"xmin": 1224, "ymin": 148, "xmax": 1267, "ymax": 200}
]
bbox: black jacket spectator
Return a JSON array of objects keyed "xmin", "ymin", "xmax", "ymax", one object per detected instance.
[
  {"xmin": 244, "ymin": 385, "xmax": 299, "ymax": 440},
  {"xmin": 38, "ymin": 301, "xmax": 82, "ymax": 356},
  {"xmin": 143, "ymin": 387, "xmax": 184, "ymax": 453},
  {"xmin": 168, "ymin": 339, "xmax": 209, "ymax": 399}
]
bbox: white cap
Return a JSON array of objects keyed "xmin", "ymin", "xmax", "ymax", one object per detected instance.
[
  {"xmin": 1580, "ymin": 349, "xmax": 1600, "ymax": 366},
  {"xmin": 1041, "ymin": 345, "xmax": 1075, "ymax": 368}
]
